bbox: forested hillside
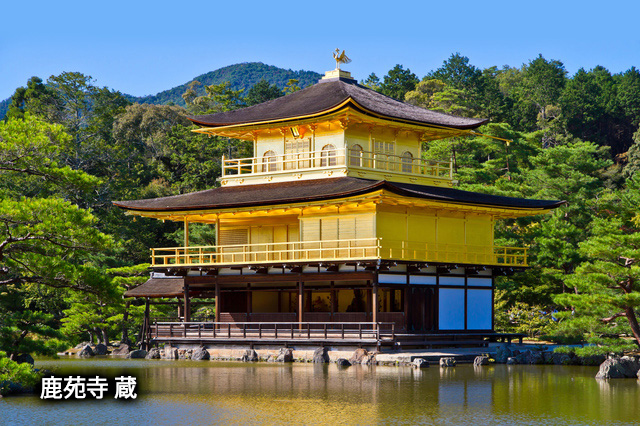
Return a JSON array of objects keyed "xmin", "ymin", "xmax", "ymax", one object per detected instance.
[
  {"xmin": 3, "ymin": 53, "xmax": 640, "ymax": 361},
  {"xmin": 131, "ymin": 62, "xmax": 321, "ymax": 106},
  {"xmin": 0, "ymin": 62, "xmax": 322, "ymax": 118}
]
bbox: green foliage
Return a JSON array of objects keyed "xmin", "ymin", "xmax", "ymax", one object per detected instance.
[
  {"xmin": 379, "ymin": 65, "xmax": 419, "ymax": 100},
  {"xmin": 184, "ymin": 81, "xmax": 245, "ymax": 115},
  {"xmin": 245, "ymin": 79, "xmax": 283, "ymax": 106},
  {"xmin": 362, "ymin": 73, "xmax": 380, "ymax": 91},
  {"xmin": 0, "ymin": 357, "xmax": 42, "ymax": 396},
  {"xmin": 284, "ymin": 79, "xmax": 301, "ymax": 95},
  {"xmin": 405, "ymin": 79, "xmax": 479, "ymax": 117},
  {"xmin": 494, "ymin": 300, "xmax": 554, "ymax": 338},
  {"xmin": 133, "ymin": 62, "xmax": 321, "ymax": 106}
]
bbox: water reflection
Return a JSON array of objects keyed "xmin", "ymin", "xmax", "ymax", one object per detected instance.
[{"xmin": 0, "ymin": 359, "xmax": 638, "ymax": 425}]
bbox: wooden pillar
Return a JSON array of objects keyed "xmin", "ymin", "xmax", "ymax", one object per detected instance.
[
  {"xmin": 246, "ymin": 283, "xmax": 252, "ymax": 320},
  {"xmin": 183, "ymin": 283, "xmax": 191, "ymax": 323},
  {"xmin": 177, "ymin": 297, "xmax": 183, "ymax": 319},
  {"xmin": 330, "ymin": 281, "xmax": 336, "ymax": 321},
  {"xmin": 372, "ymin": 283, "xmax": 378, "ymax": 326},
  {"xmin": 184, "ymin": 219, "xmax": 189, "ymax": 247},
  {"xmin": 404, "ymin": 287, "xmax": 410, "ymax": 331},
  {"xmin": 214, "ymin": 280, "xmax": 220, "ymax": 323},
  {"xmin": 298, "ymin": 281, "xmax": 304, "ymax": 328},
  {"xmin": 366, "ymin": 281, "xmax": 372, "ymax": 321},
  {"xmin": 143, "ymin": 298, "xmax": 150, "ymax": 350}
]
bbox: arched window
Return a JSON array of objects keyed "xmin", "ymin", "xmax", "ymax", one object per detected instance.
[
  {"xmin": 348, "ymin": 144, "xmax": 363, "ymax": 167},
  {"xmin": 401, "ymin": 151, "xmax": 413, "ymax": 173},
  {"xmin": 262, "ymin": 150, "xmax": 277, "ymax": 172},
  {"xmin": 321, "ymin": 144, "xmax": 337, "ymax": 167}
]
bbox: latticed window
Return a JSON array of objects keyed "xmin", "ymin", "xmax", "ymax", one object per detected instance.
[
  {"xmin": 321, "ymin": 144, "xmax": 337, "ymax": 167},
  {"xmin": 401, "ymin": 151, "xmax": 414, "ymax": 173},
  {"xmin": 284, "ymin": 138, "xmax": 311, "ymax": 170},
  {"xmin": 373, "ymin": 139, "xmax": 394, "ymax": 170},
  {"xmin": 348, "ymin": 144, "xmax": 363, "ymax": 166},
  {"xmin": 262, "ymin": 150, "xmax": 277, "ymax": 172},
  {"xmin": 373, "ymin": 139, "xmax": 395, "ymax": 155}
]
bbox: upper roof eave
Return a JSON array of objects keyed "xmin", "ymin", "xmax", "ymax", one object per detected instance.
[{"xmin": 187, "ymin": 79, "xmax": 488, "ymax": 131}]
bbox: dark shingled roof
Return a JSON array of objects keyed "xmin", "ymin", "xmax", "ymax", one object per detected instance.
[
  {"xmin": 188, "ymin": 77, "xmax": 488, "ymax": 130},
  {"xmin": 113, "ymin": 177, "xmax": 564, "ymax": 212},
  {"xmin": 124, "ymin": 278, "xmax": 184, "ymax": 298}
]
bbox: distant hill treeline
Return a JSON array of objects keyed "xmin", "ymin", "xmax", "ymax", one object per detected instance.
[
  {"xmin": 0, "ymin": 62, "xmax": 323, "ymax": 118},
  {"xmin": 130, "ymin": 62, "xmax": 321, "ymax": 106}
]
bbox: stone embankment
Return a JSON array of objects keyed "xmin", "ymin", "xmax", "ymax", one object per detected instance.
[{"xmin": 62, "ymin": 342, "xmax": 640, "ymax": 379}]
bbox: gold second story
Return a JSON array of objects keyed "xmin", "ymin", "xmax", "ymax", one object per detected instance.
[{"xmin": 114, "ymin": 178, "xmax": 562, "ymax": 269}]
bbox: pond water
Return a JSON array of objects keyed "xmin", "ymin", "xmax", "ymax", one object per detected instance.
[{"xmin": 1, "ymin": 358, "xmax": 639, "ymax": 425}]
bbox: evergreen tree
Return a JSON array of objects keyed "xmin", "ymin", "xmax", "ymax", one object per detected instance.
[{"xmin": 379, "ymin": 65, "xmax": 419, "ymax": 100}]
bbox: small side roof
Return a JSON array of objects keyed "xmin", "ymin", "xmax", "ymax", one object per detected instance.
[
  {"xmin": 124, "ymin": 278, "xmax": 184, "ymax": 298},
  {"xmin": 113, "ymin": 177, "xmax": 565, "ymax": 212},
  {"xmin": 188, "ymin": 78, "xmax": 488, "ymax": 130}
]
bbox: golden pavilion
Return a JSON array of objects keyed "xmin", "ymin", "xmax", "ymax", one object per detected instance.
[{"xmin": 115, "ymin": 60, "xmax": 563, "ymax": 349}]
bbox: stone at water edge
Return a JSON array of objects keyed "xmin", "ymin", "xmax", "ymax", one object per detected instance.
[
  {"xmin": 191, "ymin": 347, "xmax": 210, "ymax": 361},
  {"xmin": 163, "ymin": 346, "xmax": 178, "ymax": 360},
  {"xmin": 336, "ymin": 358, "xmax": 351, "ymax": 367},
  {"xmin": 495, "ymin": 345, "xmax": 512, "ymax": 364},
  {"xmin": 145, "ymin": 347, "xmax": 162, "ymax": 359},
  {"xmin": 412, "ymin": 358, "xmax": 429, "ymax": 368},
  {"xmin": 580, "ymin": 354, "xmax": 606, "ymax": 366},
  {"xmin": 595, "ymin": 357, "xmax": 640, "ymax": 379},
  {"xmin": 111, "ymin": 344, "xmax": 130, "ymax": 357},
  {"xmin": 93, "ymin": 344, "xmax": 108, "ymax": 356},
  {"xmin": 78, "ymin": 345, "xmax": 94, "ymax": 357},
  {"xmin": 550, "ymin": 352, "xmax": 573, "ymax": 365},
  {"xmin": 275, "ymin": 348, "xmax": 294, "ymax": 363},
  {"xmin": 349, "ymin": 348, "xmax": 368, "ymax": 364},
  {"xmin": 361, "ymin": 354, "xmax": 376, "ymax": 365},
  {"xmin": 127, "ymin": 349, "xmax": 147, "ymax": 359},
  {"xmin": 241, "ymin": 349, "xmax": 259, "ymax": 362},
  {"xmin": 313, "ymin": 347, "xmax": 330, "ymax": 364},
  {"xmin": 506, "ymin": 357, "xmax": 517, "ymax": 365},
  {"xmin": 473, "ymin": 356, "xmax": 490, "ymax": 366},
  {"xmin": 439, "ymin": 357, "xmax": 456, "ymax": 367}
]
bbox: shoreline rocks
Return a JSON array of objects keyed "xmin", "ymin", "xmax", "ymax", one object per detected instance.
[
  {"xmin": 439, "ymin": 357, "xmax": 456, "ymax": 367},
  {"xmin": 413, "ymin": 358, "xmax": 429, "ymax": 368},
  {"xmin": 595, "ymin": 356, "xmax": 640, "ymax": 379},
  {"xmin": 77, "ymin": 345, "xmax": 94, "ymax": 358},
  {"xmin": 313, "ymin": 347, "xmax": 330, "ymax": 364}
]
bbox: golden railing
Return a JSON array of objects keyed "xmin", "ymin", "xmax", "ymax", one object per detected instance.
[
  {"xmin": 221, "ymin": 148, "xmax": 453, "ymax": 180},
  {"xmin": 379, "ymin": 240, "xmax": 528, "ymax": 267},
  {"xmin": 150, "ymin": 238, "xmax": 527, "ymax": 267},
  {"xmin": 151, "ymin": 238, "xmax": 379, "ymax": 267}
]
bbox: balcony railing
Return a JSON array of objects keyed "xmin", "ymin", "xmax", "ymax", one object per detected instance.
[
  {"xmin": 221, "ymin": 148, "xmax": 453, "ymax": 180},
  {"xmin": 150, "ymin": 239, "xmax": 527, "ymax": 267}
]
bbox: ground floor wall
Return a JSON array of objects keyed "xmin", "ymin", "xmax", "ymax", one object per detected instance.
[{"xmin": 154, "ymin": 266, "xmax": 494, "ymax": 333}]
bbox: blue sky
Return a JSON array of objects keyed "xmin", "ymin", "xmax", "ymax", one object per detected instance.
[{"xmin": 1, "ymin": 0, "xmax": 639, "ymax": 101}]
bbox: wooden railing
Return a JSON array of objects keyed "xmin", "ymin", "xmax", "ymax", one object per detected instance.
[
  {"xmin": 221, "ymin": 148, "xmax": 453, "ymax": 180},
  {"xmin": 151, "ymin": 238, "xmax": 379, "ymax": 266},
  {"xmin": 150, "ymin": 321, "xmax": 397, "ymax": 342},
  {"xmin": 150, "ymin": 239, "xmax": 527, "ymax": 268}
]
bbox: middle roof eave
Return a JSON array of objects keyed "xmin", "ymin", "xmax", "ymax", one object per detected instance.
[{"xmin": 112, "ymin": 177, "xmax": 565, "ymax": 213}]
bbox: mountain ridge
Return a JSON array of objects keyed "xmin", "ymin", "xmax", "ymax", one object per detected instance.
[{"xmin": 0, "ymin": 62, "xmax": 323, "ymax": 118}]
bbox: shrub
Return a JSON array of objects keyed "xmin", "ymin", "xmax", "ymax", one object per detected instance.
[{"xmin": 0, "ymin": 357, "xmax": 42, "ymax": 396}]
